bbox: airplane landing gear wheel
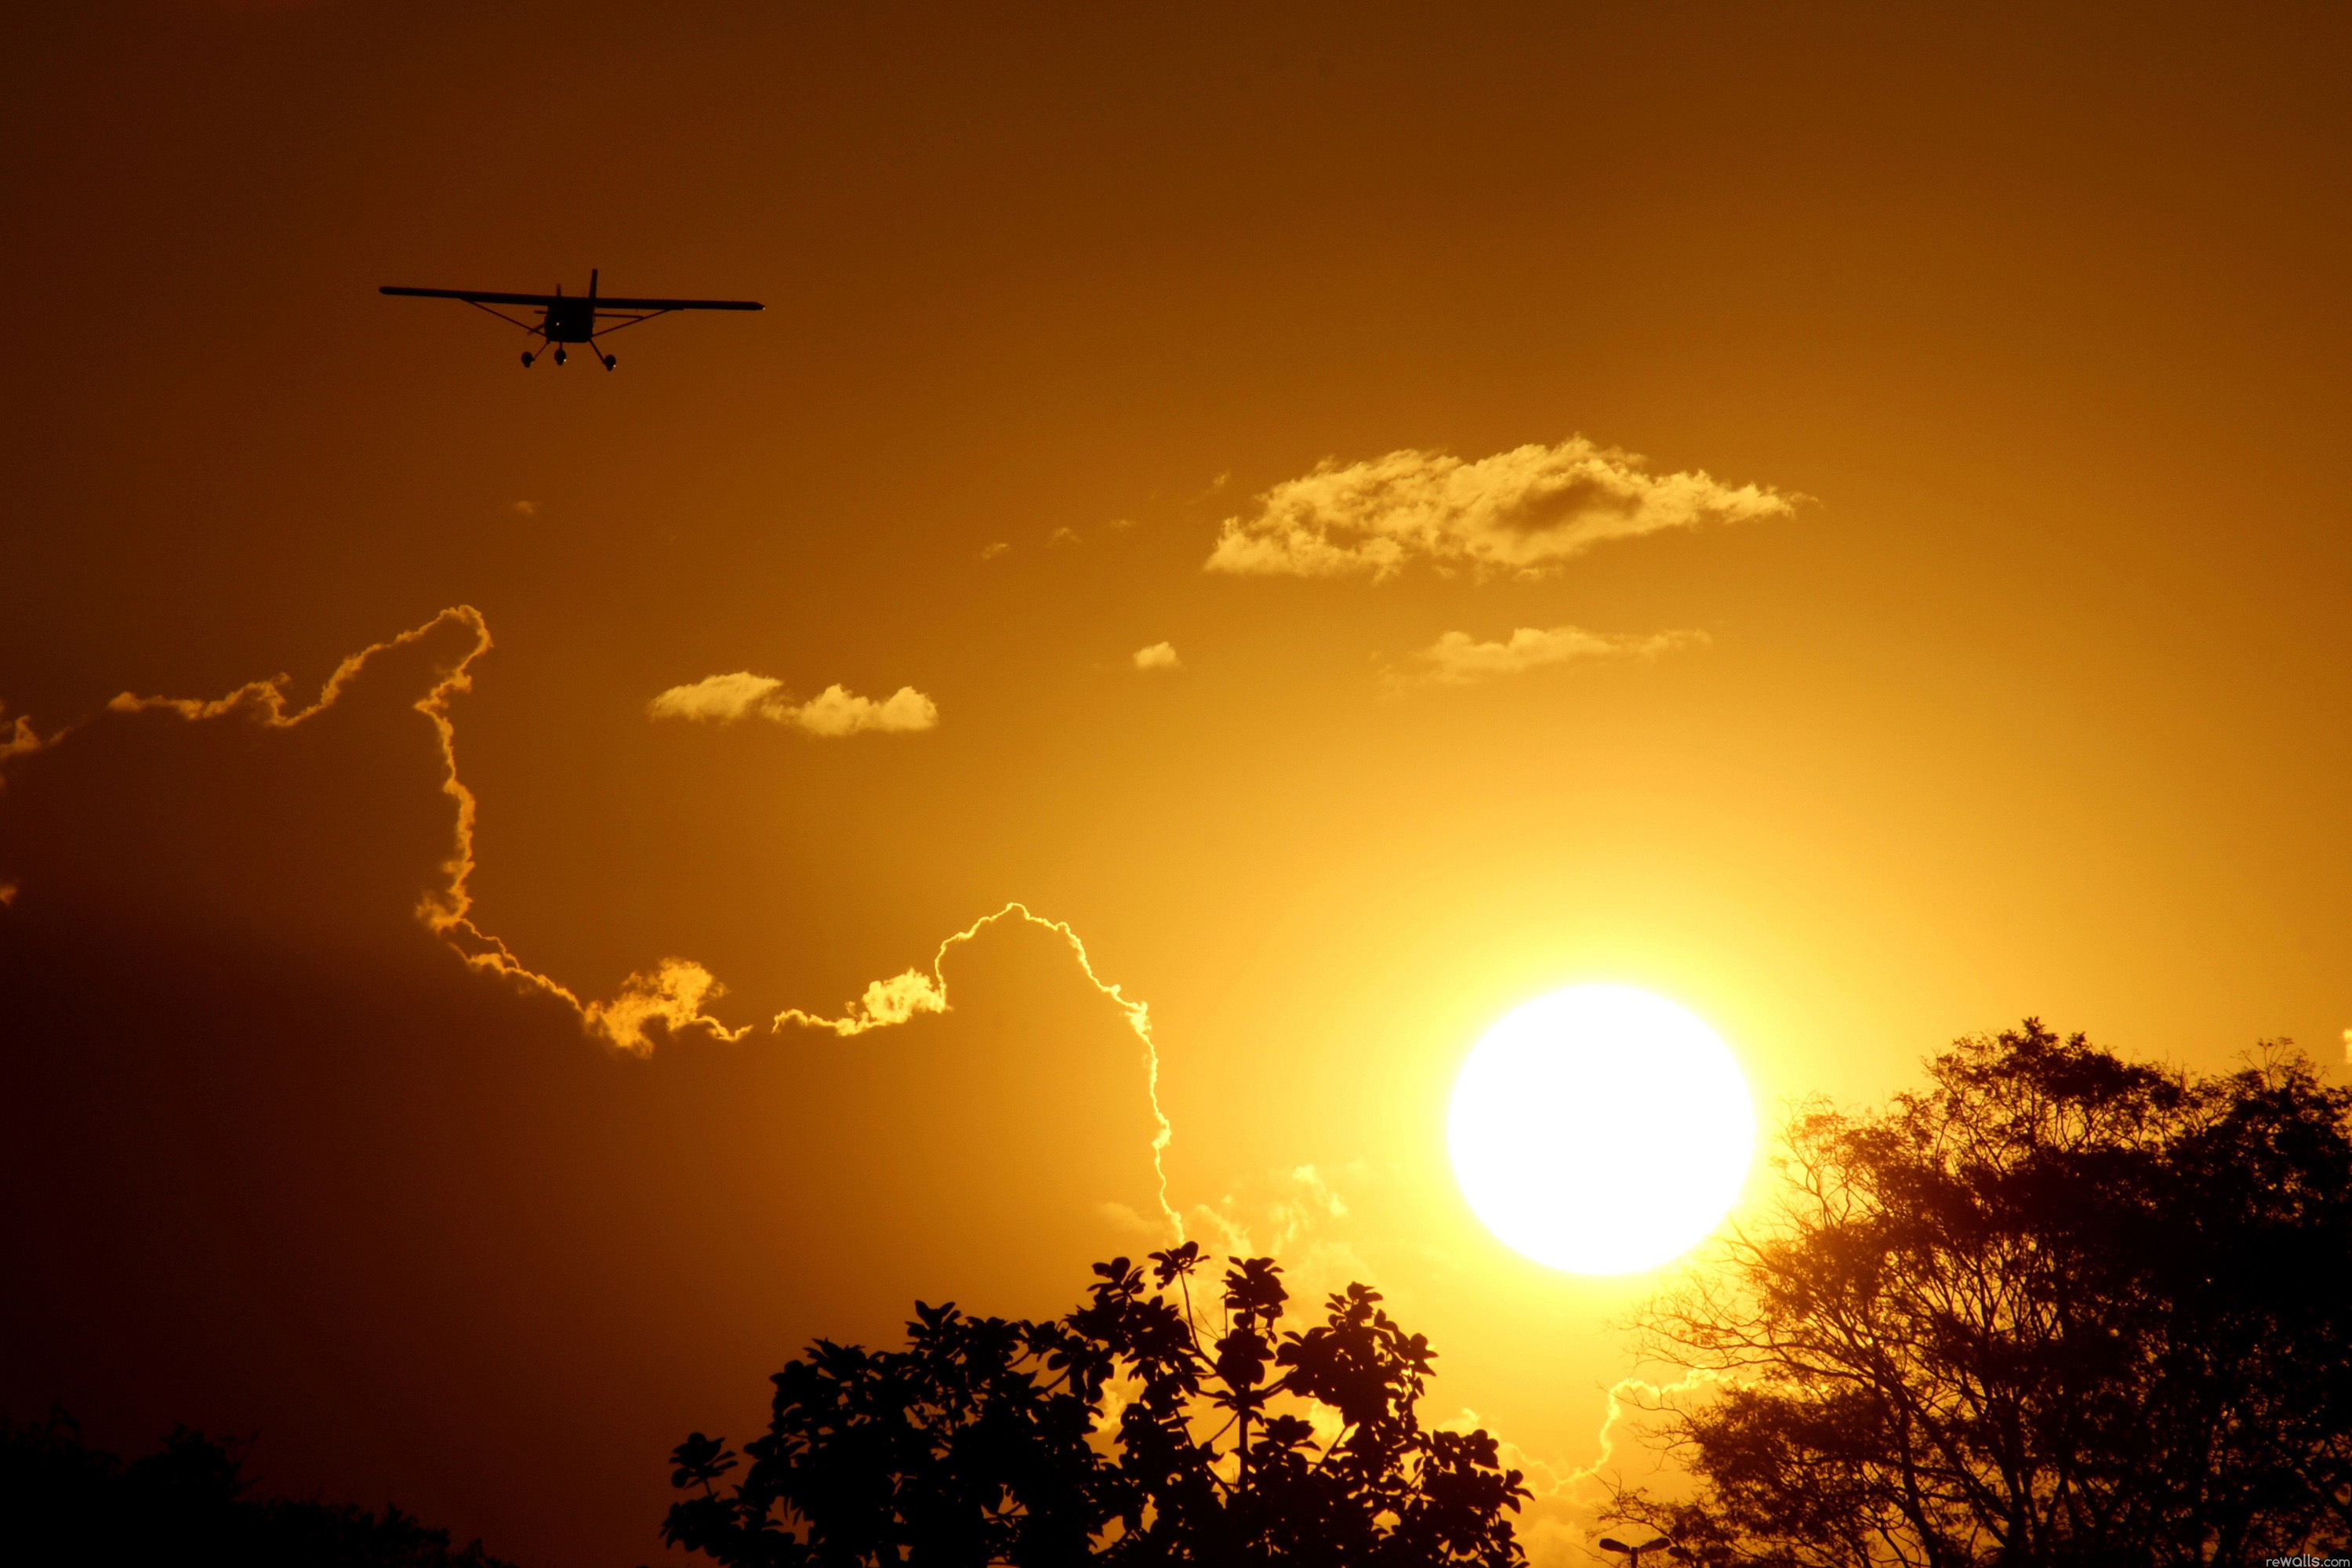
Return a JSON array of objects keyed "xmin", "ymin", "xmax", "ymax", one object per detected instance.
[
  {"xmin": 553, "ymin": 347, "xmax": 568, "ymax": 365},
  {"xmin": 521, "ymin": 351, "xmax": 534, "ymax": 368},
  {"xmin": 601, "ymin": 354, "xmax": 617, "ymax": 371}
]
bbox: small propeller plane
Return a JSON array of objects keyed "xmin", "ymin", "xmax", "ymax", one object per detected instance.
[{"xmin": 379, "ymin": 270, "xmax": 761, "ymax": 368}]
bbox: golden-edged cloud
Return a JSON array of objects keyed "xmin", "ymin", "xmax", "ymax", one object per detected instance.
[
  {"xmin": 526, "ymin": 905, "xmax": 1176, "ymax": 1227},
  {"xmin": 1132, "ymin": 641, "xmax": 1181, "ymax": 672},
  {"xmin": 1206, "ymin": 437, "xmax": 1792, "ymax": 581},
  {"xmin": 647, "ymin": 673, "xmax": 938, "ymax": 735},
  {"xmin": 0, "ymin": 611, "xmax": 1179, "ymax": 1235},
  {"xmin": 1396, "ymin": 624, "xmax": 1710, "ymax": 688}
]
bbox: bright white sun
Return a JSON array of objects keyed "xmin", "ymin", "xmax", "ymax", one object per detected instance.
[{"xmin": 1448, "ymin": 985, "xmax": 1755, "ymax": 1275}]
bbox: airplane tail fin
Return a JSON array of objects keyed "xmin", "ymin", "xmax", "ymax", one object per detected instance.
[{"xmin": 590, "ymin": 268, "xmax": 598, "ymax": 302}]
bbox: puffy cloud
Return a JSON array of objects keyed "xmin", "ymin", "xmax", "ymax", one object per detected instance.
[
  {"xmin": 1205, "ymin": 437, "xmax": 1794, "ymax": 581},
  {"xmin": 647, "ymin": 673, "xmax": 939, "ymax": 736},
  {"xmin": 1132, "ymin": 642, "xmax": 1181, "ymax": 672},
  {"xmin": 790, "ymin": 684, "xmax": 938, "ymax": 736},
  {"xmin": 583, "ymin": 958, "xmax": 746, "ymax": 1057},
  {"xmin": 773, "ymin": 967, "xmax": 946, "ymax": 1036},
  {"xmin": 978, "ymin": 540, "xmax": 1011, "ymax": 560},
  {"xmin": 647, "ymin": 671, "xmax": 784, "ymax": 724},
  {"xmin": 1397, "ymin": 624, "xmax": 1710, "ymax": 688}
]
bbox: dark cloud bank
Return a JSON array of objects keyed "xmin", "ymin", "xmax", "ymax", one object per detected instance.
[{"xmin": 0, "ymin": 616, "xmax": 1166, "ymax": 1566}]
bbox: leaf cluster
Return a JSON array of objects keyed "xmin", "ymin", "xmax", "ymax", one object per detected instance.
[{"xmin": 661, "ymin": 1244, "xmax": 1530, "ymax": 1566}]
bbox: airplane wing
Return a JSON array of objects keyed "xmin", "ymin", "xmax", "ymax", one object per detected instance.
[
  {"xmin": 379, "ymin": 285, "xmax": 567, "ymax": 307},
  {"xmin": 583, "ymin": 296, "xmax": 764, "ymax": 312},
  {"xmin": 379, "ymin": 286, "xmax": 762, "ymax": 311}
]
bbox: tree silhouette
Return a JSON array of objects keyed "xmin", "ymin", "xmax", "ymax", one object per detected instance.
[
  {"xmin": 1608, "ymin": 1021, "xmax": 2352, "ymax": 1568},
  {"xmin": 661, "ymin": 1243, "xmax": 1530, "ymax": 1566},
  {"xmin": 0, "ymin": 1405, "xmax": 517, "ymax": 1567}
]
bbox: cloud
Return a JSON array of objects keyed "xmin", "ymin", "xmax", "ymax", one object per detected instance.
[
  {"xmin": 646, "ymin": 671, "xmax": 784, "ymax": 723},
  {"xmin": 583, "ymin": 958, "xmax": 743, "ymax": 1055},
  {"xmin": 1132, "ymin": 642, "xmax": 1181, "ymax": 672},
  {"xmin": 646, "ymin": 673, "xmax": 939, "ymax": 735},
  {"xmin": 0, "ymin": 708, "xmax": 44, "ymax": 767},
  {"xmin": 770, "ymin": 903, "xmax": 1172, "ymax": 1232},
  {"xmin": 1174, "ymin": 1162, "xmax": 1373, "ymax": 1300},
  {"xmin": 1049, "ymin": 527, "xmax": 1083, "ymax": 547},
  {"xmin": 0, "ymin": 611, "xmax": 1178, "ymax": 1237},
  {"xmin": 1395, "ymin": 624, "xmax": 1710, "ymax": 688},
  {"xmin": 1205, "ymin": 437, "xmax": 1794, "ymax": 581},
  {"xmin": 510, "ymin": 500, "xmax": 538, "ymax": 518},
  {"xmin": 791, "ymin": 684, "xmax": 939, "ymax": 736},
  {"xmin": 978, "ymin": 540, "xmax": 1011, "ymax": 560},
  {"xmin": 1, "ymin": 605, "xmax": 557, "ymax": 999}
]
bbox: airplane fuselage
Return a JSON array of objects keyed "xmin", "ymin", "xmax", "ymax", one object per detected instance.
[{"xmin": 543, "ymin": 296, "xmax": 597, "ymax": 342}]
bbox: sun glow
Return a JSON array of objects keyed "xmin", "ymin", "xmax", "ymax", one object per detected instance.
[{"xmin": 1448, "ymin": 985, "xmax": 1754, "ymax": 1275}]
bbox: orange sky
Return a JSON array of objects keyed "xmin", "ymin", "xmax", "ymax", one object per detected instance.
[{"xmin": 5, "ymin": 5, "xmax": 2350, "ymax": 1565}]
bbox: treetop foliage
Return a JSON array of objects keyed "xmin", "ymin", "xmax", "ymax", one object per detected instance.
[
  {"xmin": 1611, "ymin": 1020, "xmax": 2352, "ymax": 1568},
  {"xmin": 0, "ymin": 1406, "xmax": 517, "ymax": 1568},
  {"xmin": 661, "ymin": 1243, "xmax": 1530, "ymax": 1566}
]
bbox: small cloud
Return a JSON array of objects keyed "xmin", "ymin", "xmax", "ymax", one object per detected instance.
[
  {"xmin": 647, "ymin": 673, "xmax": 939, "ymax": 736},
  {"xmin": 510, "ymin": 500, "xmax": 539, "ymax": 518},
  {"xmin": 1190, "ymin": 471, "xmax": 1230, "ymax": 502},
  {"xmin": 1097, "ymin": 1200, "xmax": 1158, "ymax": 1234},
  {"xmin": 1394, "ymin": 624, "xmax": 1709, "ymax": 688},
  {"xmin": 1105, "ymin": 517, "xmax": 1138, "ymax": 531},
  {"xmin": 978, "ymin": 540, "xmax": 1011, "ymax": 561},
  {"xmin": 1132, "ymin": 642, "xmax": 1181, "ymax": 672},
  {"xmin": 789, "ymin": 684, "xmax": 939, "ymax": 737},
  {"xmin": 1049, "ymin": 527, "xmax": 1083, "ymax": 547},
  {"xmin": 584, "ymin": 958, "xmax": 729, "ymax": 1057},
  {"xmin": 2343, "ymin": 1028, "xmax": 2350, "ymax": 1065},
  {"xmin": 847, "ymin": 967, "xmax": 947, "ymax": 1027},
  {"xmin": 647, "ymin": 672, "xmax": 784, "ymax": 724},
  {"xmin": 1206, "ymin": 437, "xmax": 1794, "ymax": 581}
]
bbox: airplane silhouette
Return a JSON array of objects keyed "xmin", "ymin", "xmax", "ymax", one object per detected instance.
[{"xmin": 379, "ymin": 270, "xmax": 761, "ymax": 368}]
